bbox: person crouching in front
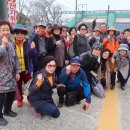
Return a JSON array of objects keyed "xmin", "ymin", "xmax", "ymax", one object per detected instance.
[
  {"xmin": 28, "ymin": 56, "xmax": 60, "ymax": 118},
  {"xmin": 57, "ymin": 57, "xmax": 91, "ymax": 110}
]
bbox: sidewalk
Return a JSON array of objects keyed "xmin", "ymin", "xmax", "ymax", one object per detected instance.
[{"xmin": 0, "ymin": 80, "xmax": 130, "ymax": 130}]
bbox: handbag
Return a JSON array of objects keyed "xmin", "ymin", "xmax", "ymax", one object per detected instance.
[{"xmin": 91, "ymin": 76, "xmax": 105, "ymax": 98}]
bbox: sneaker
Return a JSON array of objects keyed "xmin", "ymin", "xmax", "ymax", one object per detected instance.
[
  {"xmin": 17, "ymin": 100, "xmax": 23, "ymax": 107},
  {"xmin": 4, "ymin": 110, "xmax": 17, "ymax": 117},
  {"xmin": 0, "ymin": 117, "xmax": 8, "ymax": 126}
]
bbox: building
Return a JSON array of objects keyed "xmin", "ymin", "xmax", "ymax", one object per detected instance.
[{"xmin": 67, "ymin": 10, "xmax": 130, "ymax": 32}]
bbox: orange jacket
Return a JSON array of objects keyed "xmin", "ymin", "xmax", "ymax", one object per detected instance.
[{"xmin": 102, "ymin": 37, "xmax": 119, "ymax": 53}]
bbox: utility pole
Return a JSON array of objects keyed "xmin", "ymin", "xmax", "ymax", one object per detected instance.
[
  {"xmin": 78, "ymin": 4, "xmax": 87, "ymax": 11},
  {"xmin": 78, "ymin": 4, "xmax": 87, "ymax": 18},
  {"xmin": 106, "ymin": 5, "xmax": 110, "ymax": 26},
  {"xmin": 0, "ymin": 0, "xmax": 8, "ymax": 20},
  {"xmin": 53, "ymin": 8, "xmax": 56, "ymax": 24},
  {"xmin": 75, "ymin": 0, "xmax": 78, "ymax": 25},
  {"xmin": 19, "ymin": 0, "xmax": 21, "ymax": 12}
]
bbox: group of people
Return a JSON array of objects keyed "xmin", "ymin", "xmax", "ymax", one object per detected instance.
[{"xmin": 0, "ymin": 19, "xmax": 130, "ymax": 126}]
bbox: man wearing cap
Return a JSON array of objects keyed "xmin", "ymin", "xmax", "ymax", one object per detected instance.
[
  {"xmin": 30, "ymin": 22, "xmax": 48, "ymax": 74},
  {"xmin": 57, "ymin": 57, "xmax": 91, "ymax": 109},
  {"xmin": 111, "ymin": 44, "xmax": 130, "ymax": 90},
  {"xmin": 12, "ymin": 24, "xmax": 33, "ymax": 107}
]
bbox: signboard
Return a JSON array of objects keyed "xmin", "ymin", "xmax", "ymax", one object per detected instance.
[{"xmin": 7, "ymin": 0, "xmax": 17, "ymax": 27}]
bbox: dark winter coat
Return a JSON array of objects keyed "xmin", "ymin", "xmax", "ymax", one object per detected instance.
[{"xmin": 28, "ymin": 69, "xmax": 56, "ymax": 101}]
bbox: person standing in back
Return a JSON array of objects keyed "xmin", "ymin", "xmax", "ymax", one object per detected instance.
[
  {"xmin": 0, "ymin": 21, "xmax": 20, "ymax": 126},
  {"xmin": 12, "ymin": 24, "xmax": 33, "ymax": 107}
]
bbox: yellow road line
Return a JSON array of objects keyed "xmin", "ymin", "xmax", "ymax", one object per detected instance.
[{"xmin": 98, "ymin": 86, "xmax": 119, "ymax": 130}]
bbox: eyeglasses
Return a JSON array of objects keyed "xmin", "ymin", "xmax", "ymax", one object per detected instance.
[
  {"xmin": 15, "ymin": 31, "xmax": 26, "ymax": 35},
  {"xmin": 80, "ymin": 28, "xmax": 87, "ymax": 30},
  {"xmin": 47, "ymin": 64, "xmax": 56, "ymax": 69}
]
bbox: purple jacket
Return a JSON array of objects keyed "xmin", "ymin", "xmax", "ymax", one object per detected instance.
[{"xmin": 0, "ymin": 38, "xmax": 21, "ymax": 93}]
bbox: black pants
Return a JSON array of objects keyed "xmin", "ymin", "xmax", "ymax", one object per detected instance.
[
  {"xmin": 33, "ymin": 56, "xmax": 45, "ymax": 74},
  {"xmin": 118, "ymin": 71, "xmax": 126, "ymax": 86},
  {"xmin": 0, "ymin": 91, "xmax": 15, "ymax": 118},
  {"xmin": 100, "ymin": 78, "xmax": 106, "ymax": 88},
  {"xmin": 55, "ymin": 66, "xmax": 63, "ymax": 83},
  {"xmin": 57, "ymin": 86, "xmax": 85, "ymax": 105},
  {"xmin": 111, "ymin": 72, "xmax": 116, "ymax": 86}
]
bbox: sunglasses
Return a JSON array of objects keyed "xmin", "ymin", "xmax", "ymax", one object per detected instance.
[{"xmin": 15, "ymin": 31, "xmax": 26, "ymax": 35}]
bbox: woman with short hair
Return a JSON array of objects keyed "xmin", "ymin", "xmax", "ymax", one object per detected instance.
[{"xmin": 0, "ymin": 21, "xmax": 20, "ymax": 126}]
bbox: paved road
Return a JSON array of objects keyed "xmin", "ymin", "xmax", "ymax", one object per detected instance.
[{"xmin": 0, "ymin": 80, "xmax": 130, "ymax": 130}]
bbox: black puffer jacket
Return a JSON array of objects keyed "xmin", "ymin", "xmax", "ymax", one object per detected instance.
[{"xmin": 80, "ymin": 51, "xmax": 100, "ymax": 83}]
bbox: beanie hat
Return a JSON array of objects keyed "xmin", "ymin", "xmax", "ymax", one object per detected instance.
[
  {"xmin": 12, "ymin": 24, "xmax": 28, "ymax": 34},
  {"xmin": 118, "ymin": 43, "xmax": 129, "ymax": 51},
  {"xmin": 92, "ymin": 42, "xmax": 103, "ymax": 50},
  {"xmin": 70, "ymin": 57, "xmax": 80, "ymax": 64}
]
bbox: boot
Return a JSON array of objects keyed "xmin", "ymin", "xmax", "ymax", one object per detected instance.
[
  {"xmin": 110, "ymin": 84, "xmax": 115, "ymax": 90},
  {"xmin": 0, "ymin": 117, "xmax": 8, "ymax": 126},
  {"xmin": 120, "ymin": 82, "xmax": 126, "ymax": 90},
  {"xmin": 57, "ymin": 96, "xmax": 64, "ymax": 108},
  {"xmin": 121, "ymin": 85, "xmax": 125, "ymax": 90},
  {"xmin": 4, "ymin": 110, "xmax": 17, "ymax": 117}
]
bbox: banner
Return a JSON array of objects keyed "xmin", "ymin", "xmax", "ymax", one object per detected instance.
[{"xmin": 7, "ymin": 0, "xmax": 17, "ymax": 27}]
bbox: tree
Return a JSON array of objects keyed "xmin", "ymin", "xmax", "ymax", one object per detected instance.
[
  {"xmin": 16, "ymin": 0, "xmax": 30, "ymax": 24},
  {"xmin": 28, "ymin": 0, "xmax": 63, "ymax": 25}
]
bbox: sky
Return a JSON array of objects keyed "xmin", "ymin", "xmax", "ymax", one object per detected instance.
[{"xmin": 56, "ymin": 0, "xmax": 130, "ymax": 11}]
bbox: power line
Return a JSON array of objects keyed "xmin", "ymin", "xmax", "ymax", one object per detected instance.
[{"xmin": 60, "ymin": 0, "xmax": 75, "ymax": 10}]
